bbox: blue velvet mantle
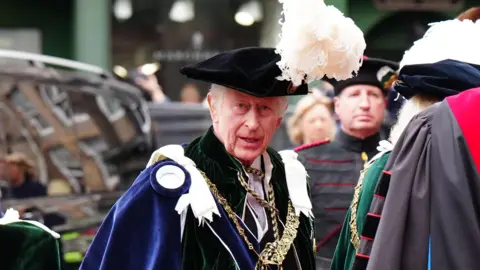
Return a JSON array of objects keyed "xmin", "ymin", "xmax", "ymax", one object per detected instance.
[{"xmin": 80, "ymin": 127, "xmax": 315, "ymax": 270}]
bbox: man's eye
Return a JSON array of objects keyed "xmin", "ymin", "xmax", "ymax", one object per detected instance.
[{"xmin": 234, "ymin": 103, "xmax": 248, "ymax": 113}]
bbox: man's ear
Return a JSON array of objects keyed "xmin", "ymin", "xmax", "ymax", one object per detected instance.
[
  {"xmin": 276, "ymin": 117, "xmax": 283, "ymax": 129},
  {"xmin": 384, "ymin": 97, "xmax": 388, "ymax": 109},
  {"xmin": 333, "ymin": 96, "xmax": 340, "ymax": 114},
  {"xmin": 207, "ymin": 93, "xmax": 219, "ymax": 123}
]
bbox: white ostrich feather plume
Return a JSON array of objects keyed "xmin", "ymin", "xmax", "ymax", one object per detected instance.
[
  {"xmin": 275, "ymin": 0, "xmax": 366, "ymax": 86},
  {"xmin": 399, "ymin": 19, "xmax": 480, "ymax": 70}
]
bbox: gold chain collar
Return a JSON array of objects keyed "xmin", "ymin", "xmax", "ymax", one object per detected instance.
[
  {"xmin": 240, "ymin": 167, "xmax": 279, "ymax": 214},
  {"xmin": 245, "ymin": 167, "xmax": 265, "ymax": 178},
  {"xmin": 200, "ymin": 170, "xmax": 300, "ymax": 269}
]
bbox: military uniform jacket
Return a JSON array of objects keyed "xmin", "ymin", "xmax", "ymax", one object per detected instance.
[{"xmin": 295, "ymin": 130, "xmax": 381, "ymax": 269}]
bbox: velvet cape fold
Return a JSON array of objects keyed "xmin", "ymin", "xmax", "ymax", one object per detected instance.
[
  {"xmin": 367, "ymin": 88, "xmax": 480, "ymax": 270},
  {"xmin": 0, "ymin": 222, "xmax": 62, "ymax": 270}
]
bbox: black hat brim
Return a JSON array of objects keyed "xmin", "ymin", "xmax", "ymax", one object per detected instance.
[
  {"xmin": 394, "ymin": 59, "xmax": 480, "ymax": 100},
  {"xmin": 180, "ymin": 47, "xmax": 309, "ymax": 97},
  {"xmin": 324, "ymin": 57, "xmax": 399, "ymax": 96}
]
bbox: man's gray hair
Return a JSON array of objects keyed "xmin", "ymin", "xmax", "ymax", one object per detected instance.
[
  {"xmin": 388, "ymin": 94, "xmax": 439, "ymax": 145},
  {"xmin": 209, "ymin": 84, "xmax": 288, "ymax": 117}
]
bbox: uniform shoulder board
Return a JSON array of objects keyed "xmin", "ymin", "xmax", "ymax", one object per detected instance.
[{"xmin": 294, "ymin": 138, "xmax": 331, "ymax": 152}]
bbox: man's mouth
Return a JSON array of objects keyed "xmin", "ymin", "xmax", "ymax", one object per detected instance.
[
  {"xmin": 240, "ymin": 137, "xmax": 261, "ymax": 143},
  {"xmin": 356, "ymin": 114, "xmax": 372, "ymax": 120}
]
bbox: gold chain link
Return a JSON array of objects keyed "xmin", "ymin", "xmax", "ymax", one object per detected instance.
[
  {"xmin": 202, "ymin": 171, "xmax": 261, "ymax": 253},
  {"xmin": 240, "ymin": 168, "xmax": 279, "ymax": 214},
  {"xmin": 200, "ymin": 169, "xmax": 300, "ymax": 269}
]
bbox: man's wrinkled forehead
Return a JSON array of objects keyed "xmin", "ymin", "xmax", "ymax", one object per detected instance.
[
  {"xmin": 225, "ymin": 88, "xmax": 279, "ymax": 104},
  {"xmin": 338, "ymin": 84, "xmax": 384, "ymax": 97}
]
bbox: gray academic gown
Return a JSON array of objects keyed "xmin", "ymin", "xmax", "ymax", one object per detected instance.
[{"xmin": 366, "ymin": 89, "xmax": 480, "ymax": 270}]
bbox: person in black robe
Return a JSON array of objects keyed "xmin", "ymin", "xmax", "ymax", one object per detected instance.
[
  {"xmin": 354, "ymin": 8, "xmax": 480, "ymax": 269},
  {"xmin": 352, "ymin": 60, "xmax": 480, "ymax": 270},
  {"xmin": 295, "ymin": 57, "xmax": 399, "ymax": 269},
  {"xmin": 366, "ymin": 86, "xmax": 480, "ymax": 270}
]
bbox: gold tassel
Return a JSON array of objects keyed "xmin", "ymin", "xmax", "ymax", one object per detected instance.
[{"xmin": 361, "ymin": 152, "xmax": 368, "ymax": 162}]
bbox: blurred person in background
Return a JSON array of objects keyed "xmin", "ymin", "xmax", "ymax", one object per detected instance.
[
  {"xmin": 0, "ymin": 157, "xmax": 7, "ymax": 189},
  {"xmin": 129, "ymin": 67, "xmax": 170, "ymax": 103},
  {"xmin": 294, "ymin": 57, "xmax": 397, "ymax": 270},
  {"xmin": 0, "ymin": 157, "xmax": 6, "ymax": 216},
  {"xmin": 180, "ymin": 83, "xmax": 202, "ymax": 103},
  {"xmin": 2, "ymin": 152, "xmax": 47, "ymax": 199},
  {"xmin": 287, "ymin": 93, "xmax": 336, "ymax": 146}
]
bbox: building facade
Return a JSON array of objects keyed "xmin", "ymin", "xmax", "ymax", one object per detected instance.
[{"xmin": 0, "ymin": 0, "xmax": 477, "ymax": 99}]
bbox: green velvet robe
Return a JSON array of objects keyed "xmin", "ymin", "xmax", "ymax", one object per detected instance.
[
  {"xmin": 181, "ymin": 127, "xmax": 316, "ymax": 270},
  {"xmin": 0, "ymin": 222, "xmax": 62, "ymax": 270},
  {"xmin": 330, "ymin": 152, "xmax": 391, "ymax": 270}
]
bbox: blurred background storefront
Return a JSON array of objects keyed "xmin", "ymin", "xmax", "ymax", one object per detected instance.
[{"xmin": 0, "ymin": 0, "xmax": 472, "ymax": 101}]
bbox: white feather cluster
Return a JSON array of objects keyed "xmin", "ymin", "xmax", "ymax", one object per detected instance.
[
  {"xmin": 399, "ymin": 19, "xmax": 480, "ymax": 70},
  {"xmin": 275, "ymin": 0, "xmax": 366, "ymax": 86}
]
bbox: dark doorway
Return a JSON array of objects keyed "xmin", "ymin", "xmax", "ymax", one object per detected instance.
[{"xmin": 365, "ymin": 11, "xmax": 450, "ymax": 61}]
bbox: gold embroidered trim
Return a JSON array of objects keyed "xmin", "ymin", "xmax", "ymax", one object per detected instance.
[
  {"xmin": 257, "ymin": 202, "xmax": 300, "ymax": 270},
  {"xmin": 349, "ymin": 162, "xmax": 371, "ymax": 250}
]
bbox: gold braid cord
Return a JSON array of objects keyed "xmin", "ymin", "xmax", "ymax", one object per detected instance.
[
  {"xmin": 201, "ymin": 168, "xmax": 300, "ymax": 269},
  {"xmin": 241, "ymin": 167, "xmax": 280, "ymax": 240},
  {"xmin": 242, "ymin": 167, "xmax": 279, "ymax": 214},
  {"xmin": 349, "ymin": 161, "xmax": 372, "ymax": 250}
]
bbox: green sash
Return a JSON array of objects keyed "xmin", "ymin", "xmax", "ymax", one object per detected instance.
[{"xmin": 330, "ymin": 152, "xmax": 391, "ymax": 270}]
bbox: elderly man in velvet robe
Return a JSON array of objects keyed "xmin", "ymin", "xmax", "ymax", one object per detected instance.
[
  {"xmin": 80, "ymin": 47, "xmax": 320, "ymax": 269},
  {"xmin": 81, "ymin": 47, "xmax": 368, "ymax": 270},
  {"xmin": 79, "ymin": 1, "xmax": 368, "ymax": 268}
]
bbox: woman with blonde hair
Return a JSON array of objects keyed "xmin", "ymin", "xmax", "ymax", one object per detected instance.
[{"xmin": 287, "ymin": 91, "xmax": 336, "ymax": 146}]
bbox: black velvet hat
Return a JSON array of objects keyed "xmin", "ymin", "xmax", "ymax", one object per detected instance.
[
  {"xmin": 325, "ymin": 57, "xmax": 399, "ymax": 96},
  {"xmin": 394, "ymin": 59, "xmax": 480, "ymax": 100},
  {"xmin": 179, "ymin": 47, "xmax": 309, "ymax": 97}
]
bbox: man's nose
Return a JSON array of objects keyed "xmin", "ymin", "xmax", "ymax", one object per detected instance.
[
  {"xmin": 244, "ymin": 110, "xmax": 260, "ymax": 130},
  {"xmin": 358, "ymin": 93, "xmax": 371, "ymax": 110}
]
